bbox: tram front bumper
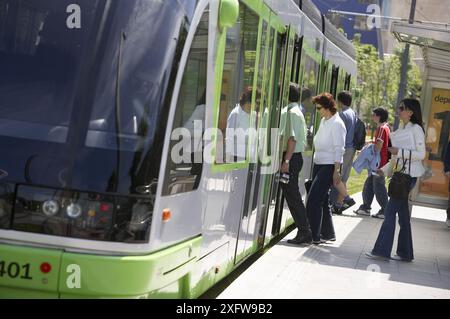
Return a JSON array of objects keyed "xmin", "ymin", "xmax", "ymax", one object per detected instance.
[{"xmin": 0, "ymin": 236, "xmax": 201, "ymax": 298}]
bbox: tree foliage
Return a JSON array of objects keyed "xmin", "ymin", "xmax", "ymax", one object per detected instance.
[{"xmin": 352, "ymin": 34, "xmax": 422, "ymax": 128}]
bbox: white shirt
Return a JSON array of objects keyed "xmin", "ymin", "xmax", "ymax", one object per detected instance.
[
  {"xmin": 313, "ymin": 113, "xmax": 346, "ymax": 165},
  {"xmin": 382, "ymin": 122, "xmax": 425, "ymax": 178},
  {"xmin": 226, "ymin": 104, "xmax": 250, "ymax": 159}
]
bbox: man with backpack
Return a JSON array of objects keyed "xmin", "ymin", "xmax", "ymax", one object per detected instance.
[{"xmin": 330, "ymin": 91, "xmax": 360, "ymax": 214}]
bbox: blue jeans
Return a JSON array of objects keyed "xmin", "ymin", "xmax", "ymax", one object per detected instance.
[
  {"xmin": 361, "ymin": 174, "xmax": 388, "ymax": 212},
  {"xmin": 307, "ymin": 164, "xmax": 336, "ymax": 241},
  {"xmin": 372, "ymin": 178, "xmax": 417, "ymax": 260}
]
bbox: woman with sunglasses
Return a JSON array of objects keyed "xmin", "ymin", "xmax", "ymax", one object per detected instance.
[
  {"xmin": 308, "ymin": 93, "xmax": 346, "ymax": 244},
  {"xmin": 366, "ymin": 99, "xmax": 426, "ymax": 262}
]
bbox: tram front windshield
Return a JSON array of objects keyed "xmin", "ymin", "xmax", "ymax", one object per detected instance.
[{"xmin": 0, "ymin": 0, "xmax": 192, "ymax": 243}]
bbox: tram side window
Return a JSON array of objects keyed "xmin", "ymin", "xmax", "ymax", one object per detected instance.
[
  {"xmin": 262, "ymin": 28, "xmax": 275, "ymax": 157},
  {"xmin": 162, "ymin": 8, "xmax": 209, "ymax": 196},
  {"xmin": 300, "ymin": 54, "xmax": 319, "ymax": 151},
  {"xmin": 330, "ymin": 65, "xmax": 339, "ymax": 97},
  {"xmin": 216, "ymin": 6, "xmax": 259, "ymax": 164},
  {"xmin": 345, "ymin": 74, "xmax": 351, "ymax": 91}
]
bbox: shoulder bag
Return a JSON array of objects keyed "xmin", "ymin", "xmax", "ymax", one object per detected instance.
[{"xmin": 388, "ymin": 150, "xmax": 412, "ymax": 200}]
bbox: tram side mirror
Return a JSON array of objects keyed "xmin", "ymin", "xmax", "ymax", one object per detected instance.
[{"xmin": 219, "ymin": 0, "xmax": 239, "ymax": 30}]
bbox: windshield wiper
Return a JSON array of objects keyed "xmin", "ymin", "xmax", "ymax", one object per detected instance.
[{"xmin": 108, "ymin": 31, "xmax": 127, "ymax": 192}]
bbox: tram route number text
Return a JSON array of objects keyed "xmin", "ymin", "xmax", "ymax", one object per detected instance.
[
  {"xmin": 0, "ymin": 260, "xmax": 33, "ymax": 280},
  {"xmin": 176, "ymin": 303, "xmax": 272, "ymax": 316}
]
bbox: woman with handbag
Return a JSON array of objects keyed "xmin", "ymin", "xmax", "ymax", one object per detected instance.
[
  {"xmin": 307, "ymin": 93, "xmax": 346, "ymax": 244},
  {"xmin": 365, "ymin": 99, "xmax": 426, "ymax": 262}
]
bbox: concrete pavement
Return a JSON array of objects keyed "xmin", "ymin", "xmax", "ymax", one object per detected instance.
[{"xmin": 217, "ymin": 192, "xmax": 450, "ymax": 299}]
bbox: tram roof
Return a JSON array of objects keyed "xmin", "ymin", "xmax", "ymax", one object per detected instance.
[
  {"xmin": 392, "ymin": 22, "xmax": 450, "ymax": 72},
  {"xmin": 265, "ymin": 0, "xmax": 355, "ymax": 60}
]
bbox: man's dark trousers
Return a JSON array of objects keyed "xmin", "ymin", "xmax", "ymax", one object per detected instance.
[{"xmin": 280, "ymin": 152, "xmax": 310, "ymax": 233}]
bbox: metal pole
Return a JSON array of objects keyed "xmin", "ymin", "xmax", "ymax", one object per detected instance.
[{"xmin": 393, "ymin": 0, "xmax": 416, "ymax": 130}]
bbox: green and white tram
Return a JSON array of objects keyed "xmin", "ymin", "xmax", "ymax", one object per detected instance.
[{"xmin": 0, "ymin": 0, "xmax": 356, "ymax": 298}]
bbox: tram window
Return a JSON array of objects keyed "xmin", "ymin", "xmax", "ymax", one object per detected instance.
[
  {"xmin": 269, "ymin": 32, "xmax": 284, "ymax": 146},
  {"xmin": 253, "ymin": 21, "xmax": 268, "ymax": 163},
  {"xmin": 262, "ymin": 28, "xmax": 275, "ymax": 157},
  {"xmin": 345, "ymin": 74, "xmax": 351, "ymax": 91},
  {"xmin": 330, "ymin": 65, "xmax": 339, "ymax": 97},
  {"xmin": 216, "ymin": 5, "xmax": 259, "ymax": 164},
  {"xmin": 300, "ymin": 54, "xmax": 319, "ymax": 151},
  {"xmin": 162, "ymin": 8, "xmax": 209, "ymax": 196}
]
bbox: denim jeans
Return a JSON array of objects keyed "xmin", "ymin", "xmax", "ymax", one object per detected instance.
[
  {"xmin": 372, "ymin": 178, "xmax": 418, "ymax": 260},
  {"xmin": 306, "ymin": 164, "xmax": 336, "ymax": 241},
  {"xmin": 361, "ymin": 174, "xmax": 388, "ymax": 212},
  {"xmin": 280, "ymin": 152, "xmax": 310, "ymax": 233}
]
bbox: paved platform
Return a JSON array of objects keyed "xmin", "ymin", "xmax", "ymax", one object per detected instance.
[{"xmin": 217, "ymin": 192, "xmax": 450, "ymax": 299}]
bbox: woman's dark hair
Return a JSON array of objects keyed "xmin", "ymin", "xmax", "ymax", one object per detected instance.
[
  {"xmin": 402, "ymin": 98, "xmax": 424, "ymax": 132},
  {"xmin": 312, "ymin": 92, "xmax": 337, "ymax": 115},
  {"xmin": 372, "ymin": 107, "xmax": 388, "ymax": 123},
  {"xmin": 337, "ymin": 91, "xmax": 352, "ymax": 107},
  {"xmin": 289, "ymin": 83, "xmax": 300, "ymax": 103}
]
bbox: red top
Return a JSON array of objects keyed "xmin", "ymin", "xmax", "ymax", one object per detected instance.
[{"xmin": 374, "ymin": 123, "xmax": 390, "ymax": 168}]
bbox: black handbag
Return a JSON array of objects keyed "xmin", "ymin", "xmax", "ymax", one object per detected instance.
[{"xmin": 388, "ymin": 150, "xmax": 412, "ymax": 200}]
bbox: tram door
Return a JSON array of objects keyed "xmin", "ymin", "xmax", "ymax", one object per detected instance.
[
  {"xmin": 234, "ymin": 20, "xmax": 272, "ymax": 263},
  {"xmin": 252, "ymin": 26, "xmax": 284, "ymax": 249},
  {"xmin": 268, "ymin": 26, "xmax": 296, "ymax": 239}
]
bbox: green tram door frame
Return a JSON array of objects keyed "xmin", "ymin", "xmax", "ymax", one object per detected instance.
[
  {"xmin": 234, "ymin": 15, "xmax": 271, "ymax": 264},
  {"xmin": 250, "ymin": 24, "xmax": 284, "ymax": 250},
  {"xmin": 271, "ymin": 25, "xmax": 296, "ymax": 238}
]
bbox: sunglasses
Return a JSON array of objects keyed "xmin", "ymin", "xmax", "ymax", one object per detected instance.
[{"xmin": 316, "ymin": 106, "xmax": 323, "ymax": 110}]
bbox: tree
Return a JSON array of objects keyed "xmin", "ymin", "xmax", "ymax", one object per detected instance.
[{"xmin": 352, "ymin": 34, "xmax": 422, "ymax": 128}]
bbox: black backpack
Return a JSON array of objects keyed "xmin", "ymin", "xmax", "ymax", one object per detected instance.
[{"xmin": 353, "ymin": 117, "xmax": 366, "ymax": 151}]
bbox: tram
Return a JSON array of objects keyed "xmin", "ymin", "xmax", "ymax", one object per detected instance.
[{"xmin": 0, "ymin": 0, "xmax": 356, "ymax": 298}]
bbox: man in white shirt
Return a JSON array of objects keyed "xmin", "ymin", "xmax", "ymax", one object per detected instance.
[{"xmin": 226, "ymin": 87, "xmax": 255, "ymax": 162}]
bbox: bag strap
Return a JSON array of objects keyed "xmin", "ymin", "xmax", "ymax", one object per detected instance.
[
  {"xmin": 408, "ymin": 150, "xmax": 412, "ymax": 175},
  {"xmin": 397, "ymin": 149, "xmax": 407, "ymax": 173}
]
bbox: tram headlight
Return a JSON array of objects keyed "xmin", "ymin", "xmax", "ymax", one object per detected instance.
[
  {"xmin": 14, "ymin": 185, "xmax": 154, "ymax": 242},
  {"xmin": 42, "ymin": 200, "xmax": 59, "ymax": 217},
  {"xmin": 66, "ymin": 203, "xmax": 82, "ymax": 219}
]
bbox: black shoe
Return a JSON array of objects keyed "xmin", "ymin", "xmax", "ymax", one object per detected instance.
[
  {"xmin": 312, "ymin": 239, "xmax": 326, "ymax": 245},
  {"xmin": 321, "ymin": 236, "xmax": 336, "ymax": 242},
  {"xmin": 332, "ymin": 206, "xmax": 343, "ymax": 215},
  {"xmin": 341, "ymin": 198, "xmax": 356, "ymax": 212},
  {"xmin": 372, "ymin": 211, "xmax": 385, "ymax": 219},
  {"xmin": 365, "ymin": 252, "xmax": 390, "ymax": 261},
  {"xmin": 391, "ymin": 255, "xmax": 413, "ymax": 262},
  {"xmin": 287, "ymin": 233, "xmax": 312, "ymax": 245}
]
